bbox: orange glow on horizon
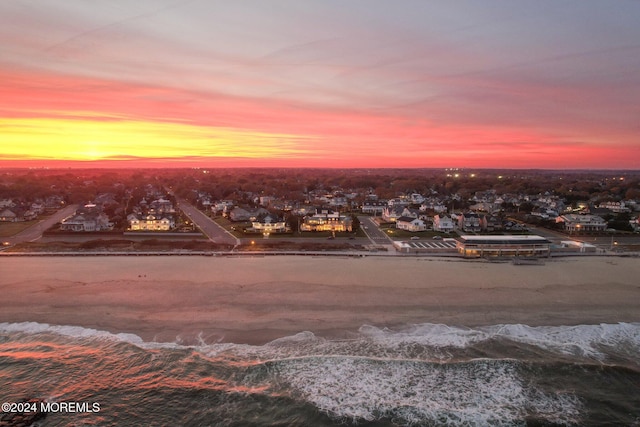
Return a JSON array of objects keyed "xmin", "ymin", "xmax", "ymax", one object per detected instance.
[
  {"xmin": 1, "ymin": 69, "xmax": 639, "ymax": 170},
  {"xmin": 1, "ymin": 116, "xmax": 309, "ymax": 162}
]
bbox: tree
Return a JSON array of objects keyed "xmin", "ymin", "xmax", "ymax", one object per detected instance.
[{"xmin": 351, "ymin": 215, "xmax": 360, "ymax": 232}]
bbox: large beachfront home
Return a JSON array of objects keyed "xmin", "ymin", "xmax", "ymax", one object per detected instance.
[
  {"xmin": 61, "ymin": 204, "xmax": 110, "ymax": 232},
  {"xmin": 396, "ymin": 217, "xmax": 427, "ymax": 232},
  {"xmin": 127, "ymin": 213, "xmax": 175, "ymax": 231},
  {"xmin": 456, "ymin": 235, "xmax": 551, "ymax": 258},
  {"xmin": 301, "ymin": 209, "xmax": 353, "ymax": 232},
  {"xmin": 557, "ymin": 214, "xmax": 607, "ymax": 233},
  {"xmin": 248, "ymin": 214, "xmax": 289, "ymax": 235}
]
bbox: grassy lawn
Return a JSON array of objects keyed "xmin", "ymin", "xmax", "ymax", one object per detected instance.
[{"xmin": 0, "ymin": 220, "xmax": 39, "ymax": 237}]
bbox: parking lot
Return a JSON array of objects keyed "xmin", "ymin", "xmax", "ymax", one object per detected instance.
[
  {"xmin": 393, "ymin": 238, "xmax": 458, "ymax": 253},
  {"xmin": 404, "ymin": 240, "xmax": 457, "ymax": 250}
]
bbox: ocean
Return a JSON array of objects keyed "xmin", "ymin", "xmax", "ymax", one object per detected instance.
[{"xmin": 1, "ymin": 322, "xmax": 639, "ymax": 426}]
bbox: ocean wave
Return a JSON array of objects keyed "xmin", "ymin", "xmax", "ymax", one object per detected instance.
[
  {"xmin": 2, "ymin": 321, "xmax": 639, "ymax": 426},
  {"xmin": 2, "ymin": 321, "xmax": 639, "ymax": 361},
  {"xmin": 267, "ymin": 356, "xmax": 582, "ymax": 426},
  {"xmin": 0, "ymin": 321, "xmax": 144, "ymax": 344}
]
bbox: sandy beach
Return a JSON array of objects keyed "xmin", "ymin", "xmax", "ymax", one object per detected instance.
[{"xmin": 1, "ymin": 255, "xmax": 639, "ymax": 344}]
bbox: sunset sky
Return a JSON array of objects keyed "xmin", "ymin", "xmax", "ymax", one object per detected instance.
[{"xmin": 1, "ymin": 0, "xmax": 639, "ymax": 169}]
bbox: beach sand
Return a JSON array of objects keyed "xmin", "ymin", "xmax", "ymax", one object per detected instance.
[{"xmin": 1, "ymin": 255, "xmax": 639, "ymax": 345}]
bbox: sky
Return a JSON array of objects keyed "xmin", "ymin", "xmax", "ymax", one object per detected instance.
[{"xmin": 1, "ymin": 0, "xmax": 639, "ymax": 169}]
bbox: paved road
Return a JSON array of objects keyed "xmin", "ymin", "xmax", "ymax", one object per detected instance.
[
  {"xmin": 1, "ymin": 204, "xmax": 78, "ymax": 246},
  {"xmin": 176, "ymin": 198, "xmax": 240, "ymax": 246},
  {"xmin": 358, "ymin": 216, "xmax": 397, "ymax": 251}
]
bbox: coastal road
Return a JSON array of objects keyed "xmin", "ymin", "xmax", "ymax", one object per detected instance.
[
  {"xmin": 176, "ymin": 198, "xmax": 240, "ymax": 246},
  {"xmin": 1, "ymin": 204, "xmax": 78, "ymax": 246},
  {"xmin": 358, "ymin": 216, "xmax": 397, "ymax": 251}
]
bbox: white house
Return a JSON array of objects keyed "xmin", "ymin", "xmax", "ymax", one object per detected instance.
[
  {"xmin": 597, "ymin": 201, "xmax": 630, "ymax": 213},
  {"xmin": 301, "ymin": 209, "xmax": 352, "ymax": 232},
  {"xmin": 396, "ymin": 216, "xmax": 427, "ymax": 232},
  {"xmin": 249, "ymin": 215, "xmax": 288, "ymax": 234},
  {"xmin": 433, "ymin": 214, "xmax": 455, "ymax": 233},
  {"xmin": 127, "ymin": 213, "xmax": 175, "ymax": 231},
  {"xmin": 362, "ymin": 200, "xmax": 386, "ymax": 215},
  {"xmin": 557, "ymin": 214, "xmax": 607, "ymax": 232},
  {"xmin": 61, "ymin": 205, "xmax": 110, "ymax": 231}
]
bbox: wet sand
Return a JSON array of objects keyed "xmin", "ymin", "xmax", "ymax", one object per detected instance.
[{"xmin": 1, "ymin": 255, "xmax": 639, "ymax": 344}]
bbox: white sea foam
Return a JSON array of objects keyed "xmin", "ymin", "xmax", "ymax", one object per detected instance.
[
  {"xmin": 0, "ymin": 321, "xmax": 144, "ymax": 344},
  {"xmin": 355, "ymin": 322, "xmax": 640, "ymax": 361},
  {"xmin": 271, "ymin": 356, "xmax": 582, "ymax": 426},
  {"xmin": 358, "ymin": 323, "xmax": 488, "ymax": 348},
  {"xmin": 3, "ymin": 321, "xmax": 639, "ymax": 362},
  {"xmin": 483, "ymin": 323, "xmax": 640, "ymax": 359}
]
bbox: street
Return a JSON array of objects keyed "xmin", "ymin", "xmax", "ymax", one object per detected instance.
[
  {"xmin": 175, "ymin": 198, "xmax": 240, "ymax": 246},
  {"xmin": 2, "ymin": 204, "xmax": 78, "ymax": 246},
  {"xmin": 358, "ymin": 216, "xmax": 396, "ymax": 250}
]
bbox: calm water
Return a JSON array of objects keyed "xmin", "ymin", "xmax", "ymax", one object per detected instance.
[{"xmin": 1, "ymin": 322, "xmax": 639, "ymax": 426}]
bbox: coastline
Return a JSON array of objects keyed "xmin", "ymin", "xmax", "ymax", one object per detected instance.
[{"xmin": 1, "ymin": 255, "xmax": 639, "ymax": 345}]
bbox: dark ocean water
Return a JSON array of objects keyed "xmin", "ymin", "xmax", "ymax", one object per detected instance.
[{"xmin": 1, "ymin": 322, "xmax": 639, "ymax": 427}]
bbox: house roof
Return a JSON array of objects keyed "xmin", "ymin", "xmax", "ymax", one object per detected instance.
[
  {"xmin": 457, "ymin": 235, "xmax": 550, "ymax": 245},
  {"xmin": 397, "ymin": 216, "xmax": 422, "ymax": 223}
]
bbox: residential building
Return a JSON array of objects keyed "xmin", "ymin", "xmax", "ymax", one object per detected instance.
[
  {"xmin": 127, "ymin": 213, "xmax": 175, "ymax": 231},
  {"xmin": 458, "ymin": 212, "xmax": 482, "ymax": 233},
  {"xmin": 248, "ymin": 214, "xmax": 289, "ymax": 234},
  {"xmin": 301, "ymin": 209, "xmax": 352, "ymax": 232},
  {"xmin": 0, "ymin": 199, "xmax": 14, "ymax": 209},
  {"xmin": 396, "ymin": 216, "xmax": 427, "ymax": 232},
  {"xmin": 597, "ymin": 201, "xmax": 630, "ymax": 213},
  {"xmin": 362, "ymin": 200, "xmax": 386, "ymax": 215},
  {"xmin": 433, "ymin": 214, "xmax": 455, "ymax": 233},
  {"xmin": 482, "ymin": 215, "xmax": 503, "ymax": 232},
  {"xmin": 229, "ymin": 207, "xmax": 269, "ymax": 222},
  {"xmin": 557, "ymin": 214, "xmax": 607, "ymax": 232},
  {"xmin": 61, "ymin": 204, "xmax": 110, "ymax": 231},
  {"xmin": 409, "ymin": 193, "xmax": 425, "ymax": 204},
  {"xmin": 0, "ymin": 208, "xmax": 19, "ymax": 222},
  {"xmin": 388, "ymin": 206, "xmax": 421, "ymax": 221}
]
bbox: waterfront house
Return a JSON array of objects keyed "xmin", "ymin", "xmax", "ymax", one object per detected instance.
[
  {"xmin": 61, "ymin": 204, "xmax": 110, "ymax": 231},
  {"xmin": 248, "ymin": 214, "xmax": 289, "ymax": 235},
  {"xmin": 557, "ymin": 214, "xmax": 607, "ymax": 233},
  {"xmin": 301, "ymin": 209, "xmax": 352, "ymax": 232},
  {"xmin": 127, "ymin": 213, "xmax": 175, "ymax": 231}
]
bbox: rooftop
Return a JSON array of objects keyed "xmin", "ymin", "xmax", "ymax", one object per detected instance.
[{"xmin": 457, "ymin": 235, "xmax": 551, "ymax": 245}]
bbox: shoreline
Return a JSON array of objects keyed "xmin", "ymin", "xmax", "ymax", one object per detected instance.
[{"xmin": 2, "ymin": 255, "xmax": 639, "ymax": 345}]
